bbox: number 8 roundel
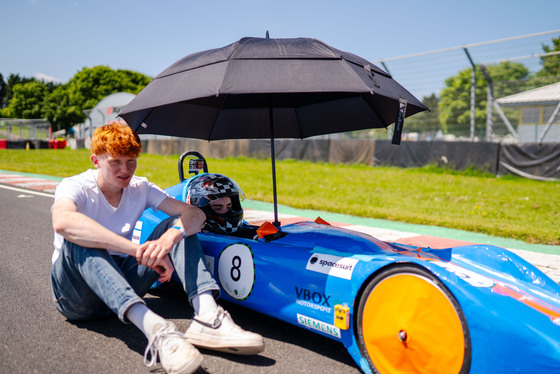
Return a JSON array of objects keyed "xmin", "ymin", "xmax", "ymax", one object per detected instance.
[{"xmin": 217, "ymin": 243, "xmax": 256, "ymax": 300}]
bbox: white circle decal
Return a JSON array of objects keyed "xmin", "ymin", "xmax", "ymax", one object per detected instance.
[{"xmin": 218, "ymin": 243, "xmax": 255, "ymax": 300}]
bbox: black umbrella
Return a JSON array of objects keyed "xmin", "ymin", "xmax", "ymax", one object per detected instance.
[{"xmin": 119, "ymin": 35, "xmax": 428, "ymax": 226}]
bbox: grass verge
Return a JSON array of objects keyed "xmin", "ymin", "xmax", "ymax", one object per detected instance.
[{"xmin": 1, "ymin": 148, "xmax": 558, "ymax": 245}]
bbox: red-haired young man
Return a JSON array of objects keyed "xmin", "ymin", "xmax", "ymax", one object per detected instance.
[{"xmin": 50, "ymin": 122, "xmax": 263, "ymax": 374}]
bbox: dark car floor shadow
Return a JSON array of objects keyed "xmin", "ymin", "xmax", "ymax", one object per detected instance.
[{"xmin": 218, "ymin": 301, "xmax": 355, "ymax": 365}]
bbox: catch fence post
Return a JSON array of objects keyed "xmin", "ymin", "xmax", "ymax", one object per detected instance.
[
  {"xmin": 479, "ymin": 64, "xmax": 494, "ymax": 142},
  {"xmin": 463, "ymin": 47, "xmax": 476, "ymax": 141}
]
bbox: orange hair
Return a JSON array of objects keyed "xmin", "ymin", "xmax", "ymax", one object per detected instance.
[{"xmin": 91, "ymin": 122, "xmax": 141, "ymax": 157}]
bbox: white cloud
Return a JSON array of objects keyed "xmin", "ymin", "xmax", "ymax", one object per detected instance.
[{"xmin": 34, "ymin": 72, "xmax": 62, "ymax": 83}]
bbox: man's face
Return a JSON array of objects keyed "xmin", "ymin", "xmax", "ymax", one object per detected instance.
[
  {"xmin": 91, "ymin": 153, "xmax": 137, "ymax": 189},
  {"xmin": 209, "ymin": 196, "xmax": 232, "ymax": 214}
]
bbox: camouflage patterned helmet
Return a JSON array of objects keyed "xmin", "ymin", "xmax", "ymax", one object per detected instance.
[{"xmin": 186, "ymin": 173, "xmax": 244, "ymax": 234}]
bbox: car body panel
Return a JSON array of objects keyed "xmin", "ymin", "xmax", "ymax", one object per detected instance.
[{"xmin": 135, "ymin": 179, "xmax": 560, "ymax": 373}]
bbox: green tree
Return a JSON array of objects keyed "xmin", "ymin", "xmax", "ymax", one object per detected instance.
[
  {"xmin": 0, "ymin": 74, "xmax": 61, "ymax": 117},
  {"xmin": 402, "ymin": 93, "xmax": 441, "ymax": 134},
  {"xmin": 438, "ymin": 62, "xmax": 530, "ymax": 135},
  {"xmin": 1, "ymin": 74, "xmax": 36, "ymax": 111},
  {"xmin": 45, "ymin": 66, "xmax": 151, "ymax": 132},
  {"xmin": 5, "ymin": 80, "xmax": 49, "ymax": 119},
  {"xmin": 44, "ymin": 85, "xmax": 85, "ymax": 132},
  {"xmin": 6, "ymin": 74, "xmax": 36, "ymax": 103},
  {"xmin": 537, "ymin": 36, "xmax": 560, "ymax": 77}
]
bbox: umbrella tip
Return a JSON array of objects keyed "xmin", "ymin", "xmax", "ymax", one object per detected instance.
[{"xmin": 265, "ymin": 30, "xmax": 270, "ymax": 39}]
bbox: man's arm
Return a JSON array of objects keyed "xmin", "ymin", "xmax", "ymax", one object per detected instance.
[
  {"xmin": 52, "ymin": 197, "xmax": 138, "ymax": 256},
  {"xmin": 136, "ymin": 197, "xmax": 205, "ymax": 268},
  {"xmin": 158, "ymin": 197, "xmax": 206, "ymax": 237},
  {"xmin": 52, "ymin": 197, "xmax": 174, "ymax": 282}
]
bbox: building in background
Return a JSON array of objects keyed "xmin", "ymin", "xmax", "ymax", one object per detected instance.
[{"xmin": 495, "ymin": 82, "xmax": 560, "ymax": 143}]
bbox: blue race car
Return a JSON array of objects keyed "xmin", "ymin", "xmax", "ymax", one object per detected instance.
[{"xmin": 135, "ymin": 151, "xmax": 560, "ymax": 374}]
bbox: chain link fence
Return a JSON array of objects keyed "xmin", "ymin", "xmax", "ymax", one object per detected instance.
[{"xmin": 362, "ymin": 30, "xmax": 560, "ymax": 143}]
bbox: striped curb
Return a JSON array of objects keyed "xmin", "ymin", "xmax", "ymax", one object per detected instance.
[{"xmin": 0, "ymin": 172, "xmax": 60, "ymax": 193}]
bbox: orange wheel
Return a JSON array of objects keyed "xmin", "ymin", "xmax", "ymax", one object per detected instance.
[{"xmin": 356, "ymin": 265, "xmax": 470, "ymax": 374}]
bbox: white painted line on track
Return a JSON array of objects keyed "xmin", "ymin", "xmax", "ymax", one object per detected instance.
[
  {"xmin": 0, "ymin": 177, "xmax": 39, "ymax": 183},
  {"xmin": 16, "ymin": 181, "xmax": 60, "ymax": 187},
  {"xmin": 0, "ymin": 183, "xmax": 55, "ymax": 198}
]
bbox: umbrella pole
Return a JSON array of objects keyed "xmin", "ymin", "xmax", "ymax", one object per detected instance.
[{"xmin": 269, "ymin": 96, "xmax": 280, "ymax": 227}]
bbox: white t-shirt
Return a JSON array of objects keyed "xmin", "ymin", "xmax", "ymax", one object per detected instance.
[{"xmin": 51, "ymin": 169, "xmax": 168, "ymax": 264}]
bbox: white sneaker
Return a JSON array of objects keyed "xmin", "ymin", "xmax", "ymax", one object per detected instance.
[
  {"xmin": 144, "ymin": 321, "xmax": 203, "ymax": 374},
  {"xmin": 185, "ymin": 306, "xmax": 265, "ymax": 355}
]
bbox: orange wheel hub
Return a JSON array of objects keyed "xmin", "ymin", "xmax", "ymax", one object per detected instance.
[{"xmin": 362, "ymin": 273, "xmax": 466, "ymax": 374}]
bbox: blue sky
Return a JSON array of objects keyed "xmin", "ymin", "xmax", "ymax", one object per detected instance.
[{"xmin": 1, "ymin": 0, "xmax": 559, "ymax": 98}]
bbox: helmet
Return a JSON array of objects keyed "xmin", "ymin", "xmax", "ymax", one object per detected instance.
[{"xmin": 186, "ymin": 173, "xmax": 244, "ymax": 234}]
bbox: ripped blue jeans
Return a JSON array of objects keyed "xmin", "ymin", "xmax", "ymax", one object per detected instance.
[{"xmin": 51, "ymin": 216, "xmax": 220, "ymax": 322}]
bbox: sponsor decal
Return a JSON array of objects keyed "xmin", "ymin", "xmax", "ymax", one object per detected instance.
[
  {"xmin": 295, "ymin": 287, "xmax": 332, "ymax": 313},
  {"xmin": 218, "ymin": 243, "xmax": 255, "ymax": 300},
  {"xmin": 296, "ymin": 300, "xmax": 332, "ymax": 313},
  {"xmin": 306, "ymin": 253, "xmax": 358, "ymax": 280},
  {"xmin": 297, "ymin": 314, "xmax": 341, "ymax": 339},
  {"xmin": 131, "ymin": 221, "xmax": 143, "ymax": 244},
  {"xmin": 131, "ymin": 230, "xmax": 141, "ymax": 244}
]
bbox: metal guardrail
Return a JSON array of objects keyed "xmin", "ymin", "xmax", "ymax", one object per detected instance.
[{"xmin": 0, "ymin": 118, "xmax": 51, "ymax": 140}]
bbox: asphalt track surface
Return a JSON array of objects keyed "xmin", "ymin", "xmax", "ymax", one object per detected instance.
[
  {"xmin": 0, "ymin": 183, "xmax": 360, "ymax": 374},
  {"xmin": 2, "ymin": 171, "xmax": 560, "ymax": 374}
]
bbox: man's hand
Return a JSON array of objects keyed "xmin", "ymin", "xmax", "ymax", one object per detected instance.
[
  {"xmin": 136, "ymin": 236, "xmax": 174, "ymax": 269},
  {"xmin": 136, "ymin": 238, "xmax": 175, "ymax": 283},
  {"xmin": 153, "ymin": 255, "xmax": 174, "ymax": 283}
]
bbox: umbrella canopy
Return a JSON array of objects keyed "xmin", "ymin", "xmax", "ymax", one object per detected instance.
[
  {"xmin": 119, "ymin": 36, "xmax": 428, "ymax": 225},
  {"xmin": 120, "ymin": 36, "xmax": 427, "ymax": 139}
]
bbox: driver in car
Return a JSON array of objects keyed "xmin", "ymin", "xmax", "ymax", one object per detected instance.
[{"xmin": 185, "ymin": 173, "xmax": 257, "ymax": 239}]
